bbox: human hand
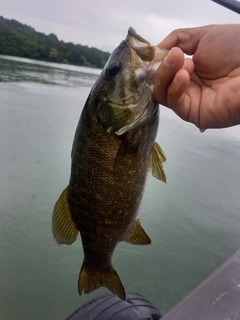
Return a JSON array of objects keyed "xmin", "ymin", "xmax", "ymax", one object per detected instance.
[{"xmin": 154, "ymin": 24, "xmax": 240, "ymax": 130}]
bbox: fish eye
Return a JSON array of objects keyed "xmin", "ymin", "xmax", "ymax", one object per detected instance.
[{"xmin": 106, "ymin": 61, "xmax": 121, "ymax": 78}]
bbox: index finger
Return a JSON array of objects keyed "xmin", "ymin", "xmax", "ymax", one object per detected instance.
[{"xmin": 157, "ymin": 26, "xmax": 210, "ymax": 55}]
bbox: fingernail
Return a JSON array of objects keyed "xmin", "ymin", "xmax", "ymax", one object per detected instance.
[
  {"xmin": 173, "ymin": 74, "xmax": 179, "ymax": 84},
  {"xmin": 163, "ymin": 50, "xmax": 173, "ymax": 67}
]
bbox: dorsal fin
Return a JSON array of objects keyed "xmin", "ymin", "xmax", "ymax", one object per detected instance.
[
  {"xmin": 52, "ymin": 187, "xmax": 78, "ymax": 245},
  {"xmin": 124, "ymin": 218, "xmax": 151, "ymax": 245},
  {"xmin": 149, "ymin": 142, "xmax": 167, "ymax": 183}
]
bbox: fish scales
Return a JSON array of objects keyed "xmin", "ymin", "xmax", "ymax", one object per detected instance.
[{"xmin": 52, "ymin": 27, "xmax": 168, "ymax": 299}]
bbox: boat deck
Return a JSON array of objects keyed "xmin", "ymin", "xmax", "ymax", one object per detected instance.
[{"xmin": 161, "ymin": 249, "xmax": 240, "ymax": 320}]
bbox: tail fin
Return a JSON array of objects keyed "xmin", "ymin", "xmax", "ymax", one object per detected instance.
[{"xmin": 78, "ymin": 262, "xmax": 126, "ymax": 300}]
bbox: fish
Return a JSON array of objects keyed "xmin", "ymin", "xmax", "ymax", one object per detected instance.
[{"xmin": 52, "ymin": 27, "xmax": 168, "ymax": 300}]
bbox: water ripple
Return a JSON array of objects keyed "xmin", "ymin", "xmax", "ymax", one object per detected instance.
[{"xmin": 0, "ymin": 55, "xmax": 100, "ymax": 88}]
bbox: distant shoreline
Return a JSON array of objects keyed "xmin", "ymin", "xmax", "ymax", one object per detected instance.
[{"xmin": 0, "ymin": 16, "xmax": 110, "ymax": 69}]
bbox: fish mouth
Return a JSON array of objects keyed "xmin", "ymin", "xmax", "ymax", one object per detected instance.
[
  {"xmin": 127, "ymin": 27, "xmax": 151, "ymax": 45},
  {"xmin": 127, "ymin": 27, "xmax": 168, "ymax": 63},
  {"xmin": 126, "ymin": 27, "xmax": 156, "ymax": 62}
]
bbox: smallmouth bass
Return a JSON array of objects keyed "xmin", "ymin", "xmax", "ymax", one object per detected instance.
[{"xmin": 52, "ymin": 27, "xmax": 167, "ymax": 300}]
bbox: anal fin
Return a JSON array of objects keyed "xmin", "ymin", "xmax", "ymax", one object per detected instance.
[
  {"xmin": 52, "ymin": 186, "xmax": 78, "ymax": 245},
  {"xmin": 149, "ymin": 141, "xmax": 167, "ymax": 183},
  {"xmin": 124, "ymin": 218, "xmax": 151, "ymax": 245}
]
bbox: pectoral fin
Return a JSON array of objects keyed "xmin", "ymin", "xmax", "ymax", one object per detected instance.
[
  {"xmin": 124, "ymin": 218, "xmax": 151, "ymax": 245},
  {"xmin": 52, "ymin": 187, "xmax": 78, "ymax": 245},
  {"xmin": 149, "ymin": 142, "xmax": 167, "ymax": 183}
]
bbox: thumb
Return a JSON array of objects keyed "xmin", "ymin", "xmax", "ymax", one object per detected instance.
[{"xmin": 155, "ymin": 47, "xmax": 185, "ymax": 105}]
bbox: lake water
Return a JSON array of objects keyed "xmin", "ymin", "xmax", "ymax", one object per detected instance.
[{"xmin": 0, "ymin": 54, "xmax": 240, "ymax": 320}]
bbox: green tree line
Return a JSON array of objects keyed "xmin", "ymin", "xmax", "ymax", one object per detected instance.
[{"xmin": 0, "ymin": 16, "xmax": 110, "ymax": 68}]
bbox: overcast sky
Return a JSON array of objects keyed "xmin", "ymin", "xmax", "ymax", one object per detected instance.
[{"xmin": 1, "ymin": 0, "xmax": 240, "ymax": 52}]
